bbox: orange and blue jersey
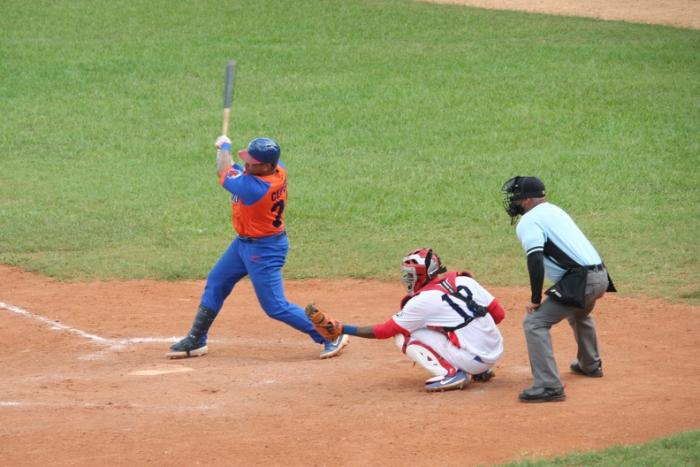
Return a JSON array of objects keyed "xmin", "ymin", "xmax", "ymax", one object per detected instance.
[
  {"xmin": 203, "ymin": 158, "xmax": 326, "ymax": 344},
  {"xmin": 219, "ymin": 162, "xmax": 287, "ymax": 238}
]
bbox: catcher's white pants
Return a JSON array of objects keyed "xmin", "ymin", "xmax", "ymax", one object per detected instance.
[{"xmin": 395, "ymin": 328, "xmax": 492, "ymax": 377}]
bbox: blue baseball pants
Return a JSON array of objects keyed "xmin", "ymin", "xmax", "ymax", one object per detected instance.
[{"xmin": 200, "ymin": 233, "xmax": 325, "ymax": 344}]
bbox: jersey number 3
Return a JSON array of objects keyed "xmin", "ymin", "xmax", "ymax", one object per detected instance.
[{"xmin": 271, "ymin": 200, "xmax": 285, "ymax": 227}]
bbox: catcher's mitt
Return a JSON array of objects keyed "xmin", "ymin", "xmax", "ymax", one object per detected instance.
[{"xmin": 305, "ymin": 304, "xmax": 343, "ymax": 340}]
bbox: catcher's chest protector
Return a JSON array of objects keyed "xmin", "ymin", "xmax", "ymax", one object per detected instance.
[{"xmin": 400, "ymin": 272, "xmax": 487, "ymax": 331}]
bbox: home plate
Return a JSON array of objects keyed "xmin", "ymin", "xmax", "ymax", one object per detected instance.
[{"xmin": 129, "ymin": 365, "xmax": 194, "ymax": 376}]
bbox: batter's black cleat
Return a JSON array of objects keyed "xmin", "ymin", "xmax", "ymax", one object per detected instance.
[
  {"xmin": 471, "ymin": 369, "xmax": 495, "ymax": 383},
  {"xmin": 518, "ymin": 386, "xmax": 566, "ymax": 403},
  {"xmin": 166, "ymin": 335, "xmax": 208, "ymax": 359},
  {"xmin": 570, "ymin": 361, "xmax": 604, "ymax": 377}
]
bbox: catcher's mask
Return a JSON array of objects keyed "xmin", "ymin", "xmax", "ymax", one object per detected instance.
[
  {"xmin": 501, "ymin": 176, "xmax": 546, "ymax": 223},
  {"xmin": 401, "ymin": 248, "xmax": 447, "ymax": 294}
]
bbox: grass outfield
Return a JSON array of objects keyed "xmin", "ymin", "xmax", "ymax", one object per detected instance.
[
  {"xmin": 1, "ymin": 0, "xmax": 698, "ymax": 301},
  {"xmin": 505, "ymin": 429, "xmax": 700, "ymax": 466}
]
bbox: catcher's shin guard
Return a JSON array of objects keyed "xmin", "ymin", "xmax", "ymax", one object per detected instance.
[
  {"xmin": 394, "ymin": 335, "xmax": 467, "ymax": 392},
  {"xmin": 394, "ymin": 335, "xmax": 456, "ymax": 378},
  {"xmin": 166, "ymin": 305, "xmax": 216, "ymax": 359}
]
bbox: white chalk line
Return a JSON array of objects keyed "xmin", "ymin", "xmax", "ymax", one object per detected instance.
[
  {"xmin": 0, "ymin": 301, "xmax": 179, "ymax": 348},
  {"xmin": 0, "ymin": 302, "xmax": 226, "ymax": 412},
  {"xmin": 0, "ymin": 399, "xmax": 220, "ymax": 411}
]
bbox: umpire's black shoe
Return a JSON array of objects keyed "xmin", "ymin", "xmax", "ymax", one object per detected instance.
[
  {"xmin": 570, "ymin": 361, "xmax": 604, "ymax": 377},
  {"xmin": 518, "ymin": 386, "xmax": 566, "ymax": 403}
]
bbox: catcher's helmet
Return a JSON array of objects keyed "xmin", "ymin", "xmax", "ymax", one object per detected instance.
[
  {"xmin": 238, "ymin": 137, "xmax": 281, "ymax": 166},
  {"xmin": 501, "ymin": 176, "xmax": 546, "ymax": 219},
  {"xmin": 401, "ymin": 248, "xmax": 447, "ymax": 294}
]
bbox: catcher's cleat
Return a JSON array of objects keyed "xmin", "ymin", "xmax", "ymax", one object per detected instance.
[
  {"xmin": 471, "ymin": 369, "xmax": 495, "ymax": 383},
  {"xmin": 166, "ymin": 335, "xmax": 208, "ymax": 359},
  {"xmin": 570, "ymin": 361, "xmax": 603, "ymax": 377},
  {"xmin": 425, "ymin": 370, "xmax": 468, "ymax": 392},
  {"xmin": 320, "ymin": 334, "xmax": 349, "ymax": 359}
]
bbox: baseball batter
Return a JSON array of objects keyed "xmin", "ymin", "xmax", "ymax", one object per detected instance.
[
  {"xmin": 306, "ymin": 248, "xmax": 506, "ymax": 392},
  {"xmin": 167, "ymin": 135, "xmax": 349, "ymax": 359}
]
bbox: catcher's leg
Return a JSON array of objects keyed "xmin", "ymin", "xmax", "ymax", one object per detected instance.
[
  {"xmin": 394, "ymin": 332, "xmax": 467, "ymax": 392},
  {"xmin": 395, "ymin": 330, "xmax": 494, "ymax": 390}
]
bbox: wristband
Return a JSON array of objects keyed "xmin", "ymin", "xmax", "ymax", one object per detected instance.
[
  {"xmin": 220, "ymin": 142, "xmax": 232, "ymax": 152},
  {"xmin": 343, "ymin": 324, "xmax": 358, "ymax": 336}
]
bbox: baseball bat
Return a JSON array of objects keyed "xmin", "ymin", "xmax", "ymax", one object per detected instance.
[{"xmin": 222, "ymin": 60, "xmax": 236, "ymax": 136}]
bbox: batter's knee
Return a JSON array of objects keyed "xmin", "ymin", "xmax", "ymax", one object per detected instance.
[
  {"xmin": 255, "ymin": 291, "xmax": 288, "ymax": 318},
  {"xmin": 260, "ymin": 302, "xmax": 287, "ymax": 320}
]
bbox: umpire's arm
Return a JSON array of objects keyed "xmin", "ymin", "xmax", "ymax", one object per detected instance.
[{"xmin": 527, "ymin": 251, "xmax": 545, "ymax": 306}]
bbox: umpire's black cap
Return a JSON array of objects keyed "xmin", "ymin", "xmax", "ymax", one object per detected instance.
[{"xmin": 502, "ymin": 176, "xmax": 546, "ymax": 201}]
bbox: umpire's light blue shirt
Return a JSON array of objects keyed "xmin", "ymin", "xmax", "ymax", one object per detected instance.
[{"xmin": 516, "ymin": 202, "xmax": 602, "ymax": 282}]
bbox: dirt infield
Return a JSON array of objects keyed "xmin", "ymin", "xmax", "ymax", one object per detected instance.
[
  {"xmin": 426, "ymin": 0, "xmax": 700, "ymax": 30},
  {"xmin": 2, "ymin": 4, "xmax": 698, "ymax": 466},
  {"xmin": 1, "ymin": 265, "xmax": 698, "ymax": 465}
]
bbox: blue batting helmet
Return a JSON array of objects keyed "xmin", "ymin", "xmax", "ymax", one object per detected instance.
[{"xmin": 238, "ymin": 137, "xmax": 281, "ymax": 166}]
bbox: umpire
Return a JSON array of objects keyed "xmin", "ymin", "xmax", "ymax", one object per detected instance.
[{"xmin": 501, "ymin": 176, "xmax": 615, "ymax": 403}]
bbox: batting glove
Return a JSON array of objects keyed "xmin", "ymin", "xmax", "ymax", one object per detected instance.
[{"xmin": 215, "ymin": 135, "xmax": 232, "ymax": 152}]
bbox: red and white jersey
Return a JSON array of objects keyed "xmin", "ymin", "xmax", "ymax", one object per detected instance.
[{"xmin": 392, "ymin": 275, "xmax": 504, "ymax": 364}]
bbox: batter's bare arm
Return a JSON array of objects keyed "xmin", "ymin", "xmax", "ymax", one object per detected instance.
[{"xmin": 215, "ymin": 135, "xmax": 233, "ymax": 177}]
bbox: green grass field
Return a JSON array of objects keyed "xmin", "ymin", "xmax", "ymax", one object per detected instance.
[
  {"xmin": 506, "ymin": 429, "xmax": 700, "ymax": 466},
  {"xmin": 1, "ymin": 0, "xmax": 698, "ymax": 299},
  {"xmin": 1, "ymin": 0, "xmax": 698, "ymax": 462}
]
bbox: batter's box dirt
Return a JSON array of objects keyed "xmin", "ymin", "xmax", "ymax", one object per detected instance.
[{"xmin": 0, "ymin": 265, "xmax": 698, "ymax": 465}]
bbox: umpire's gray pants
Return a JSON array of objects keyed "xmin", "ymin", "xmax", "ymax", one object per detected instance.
[{"xmin": 523, "ymin": 269, "xmax": 609, "ymax": 389}]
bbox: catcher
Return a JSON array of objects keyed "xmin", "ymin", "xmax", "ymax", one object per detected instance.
[{"xmin": 306, "ymin": 248, "xmax": 506, "ymax": 392}]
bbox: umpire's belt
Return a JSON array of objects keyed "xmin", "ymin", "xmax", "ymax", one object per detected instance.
[
  {"xmin": 238, "ymin": 231, "xmax": 286, "ymax": 243},
  {"xmin": 584, "ymin": 263, "xmax": 605, "ymax": 272}
]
